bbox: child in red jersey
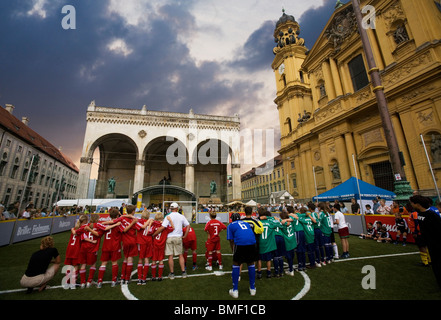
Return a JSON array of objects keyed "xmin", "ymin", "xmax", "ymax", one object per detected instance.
[
  {"xmin": 183, "ymin": 225, "xmax": 198, "ymax": 271},
  {"xmin": 148, "ymin": 212, "xmax": 174, "ymax": 281},
  {"xmin": 79, "ymin": 214, "xmax": 120, "ymax": 288},
  {"xmin": 64, "ymin": 214, "xmax": 89, "ymax": 289},
  {"xmin": 113, "ymin": 205, "xmax": 139, "ymax": 284},
  {"xmin": 204, "ymin": 212, "xmax": 227, "ymax": 270},
  {"xmin": 135, "ymin": 210, "xmax": 154, "ymax": 285},
  {"xmin": 97, "ymin": 208, "xmax": 123, "ymax": 288}
]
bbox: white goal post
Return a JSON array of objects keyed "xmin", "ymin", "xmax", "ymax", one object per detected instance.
[{"xmin": 162, "ymin": 200, "xmax": 198, "ymax": 222}]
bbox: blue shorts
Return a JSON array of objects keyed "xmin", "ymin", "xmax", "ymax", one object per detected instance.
[{"xmin": 259, "ymin": 251, "xmax": 275, "ymax": 261}]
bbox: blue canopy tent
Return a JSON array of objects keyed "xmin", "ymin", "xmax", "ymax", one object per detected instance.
[{"xmin": 313, "ymin": 177, "xmax": 396, "ymax": 201}]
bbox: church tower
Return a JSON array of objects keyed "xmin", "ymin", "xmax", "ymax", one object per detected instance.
[{"xmin": 271, "ymin": 10, "xmax": 314, "ymax": 200}]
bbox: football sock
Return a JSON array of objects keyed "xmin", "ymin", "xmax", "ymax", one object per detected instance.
[
  {"xmin": 248, "ymin": 264, "xmax": 256, "ymax": 290},
  {"xmin": 217, "ymin": 252, "xmax": 222, "ymax": 266},
  {"xmin": 87, "ymin": 266, "xmax": 96, "ymax": 283},
  {"xmin": 193, "ymin": 252, "xmax": 197, "ymax": 264},
  {"xmin": 277, "ymin": 257, "xmax": 284, "ymax": 274},
  {"xmin": 273, "ymin": 258, "xmax": 279, "ymax": 274},
  {"xmin": 420, "ymin": 251, "xmax": 429, "ymax": 265},
  {"xmin": 137, "ymin": 263, "xmax": 143, "ymax": 280},
  {"xmin": 333, "ymin": 244, "xmax": 339, "ymax": 257},
  {"xmin": 98, "ymin": 266, "xmax": 106, "ymax": 283},
  {"xmin": 232, "ymin": 265, "xmax": 240, "ymax": 290},
  {"xmin": 121, "ymin": 262, "xmax": 127, "ymax": 280},
  {"xmin": 151, "ymin": 264, "xmax": 157, "ymax": 278},
  {"xmin": 112, "ymin": 264, "xmax": 118, "ymax": 282},
  {"xmin": 126, "ymin": 263, "xmax": 133, "ymax": 281},
  {"xmin": 143, "ymin": 264, "xmax": 150, "ymax": 280},
  {"xmin": 158, "ymin": 264, "xmax": 164, "ymax": 278},
  {"xmin": 80, "ymin": 269, "xmax": 86, "ymax": 284},
  {"xmin": 286, "ymin": 256, "xmax": 293, "ymax": 271},
  {"xmin": 208, "ymin": 255, "xmax": 213, "ymax": 266}
]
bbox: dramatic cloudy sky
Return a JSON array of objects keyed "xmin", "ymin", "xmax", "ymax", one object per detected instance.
[{"xmin": 0, "ymin": 0, "xmax": 339, "ymax": 173}]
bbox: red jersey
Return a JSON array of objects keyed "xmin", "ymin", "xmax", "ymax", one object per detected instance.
[
  {"xmin": 81, "ymin": 222, "xmax": 106, "ymax": 253},
  {"xmin": 149, "ymin": 220, "xmax": 173, "ymax": 249},
  {"xmin": 116, "ymin": 216, "xmax": 137, "ymax": 246},
  {"xmin": 135, "ymin": 218, "xmax": 149, "ymax": 244},
  {"xmin": 101, "ymin": 223, "xmax": 122, "ymax": 252},
  {"xmin": 204, "ymin": 219, "xmax": 227, "ymax": 243},
  {"xmin": 65, "ymin": 224, "xmax": 87, "ymax": 258},
  {"xmin": 182, "ymin": 226, "xmax": 196, "ymax": 246}
]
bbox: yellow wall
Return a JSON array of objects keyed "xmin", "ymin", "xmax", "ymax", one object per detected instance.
[{"xmin": 273, "ymin": 0, "xmax": 441, "ymax": 202}]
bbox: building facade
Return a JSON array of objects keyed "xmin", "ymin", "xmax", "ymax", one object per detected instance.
[
  {"xmin": 272, "ymin": 0, "xmax": 441, "ymax": 202},
  {"xmin": 76, "ymin": 102, "xmax": 242, "ymax": 208},
  {"xmin": 0, "ymin": 104, "xmax": 79, "ymax": 210},
  {"xmin": 241, "ymin": 155, "xmax": 286, "ymax": 204}
]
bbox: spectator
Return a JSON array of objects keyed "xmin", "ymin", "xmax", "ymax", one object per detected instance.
[
  {"xmin": 376, "ymin": 199, "xmax": 391, "ymax": 215},
  {"xmin": 351, "ymin": 198, "xmax": 360, "ymax": 214},
  {"xmin": 20, "ymin": 236, "xmax": 61, "ymax": 293},
  {"xmin": 409, "ymin": 195, "xmax": 441, "ymax": 290},
  {"xmin": 365, "ymin": 204, "xmax": 373, "ymax": 214},
  {"xmin": 3, "ymin": 204, "xmax": 17, "ymax": 220},
  {"xmin": 153, "ymin": 202, "xmax": 190, "ymax": 280},
  {"xmin": 333, "ymin": 203, "xmax": 350, "ymax": 258},
  {"xmin": 372, "ymin": 199, "xmax": 380, "ymax": 214}
]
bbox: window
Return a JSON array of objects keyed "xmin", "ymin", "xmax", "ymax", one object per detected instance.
[
  {"xmin": 319, "ymin": 82, "xmax": 327, "ymax": 97},
  {"xmin": 348, "ymin": 54, "xmax": 369, "ymax": 92},
  {"xmin": 286, "ymin": 118, "xmax": 292, "ymax": 133}
]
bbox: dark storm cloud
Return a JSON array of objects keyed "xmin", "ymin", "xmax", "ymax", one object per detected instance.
[
  {"xmin": 228, "ymin": 20, "xmax": 276, "ymax": 72},
  {"xmin": 298, "ymin": 0, "xmax": 339, "ymax": 49},
  {"xmin": 0, "ymin": 1, "xmax": 266, "ymax": 163}
]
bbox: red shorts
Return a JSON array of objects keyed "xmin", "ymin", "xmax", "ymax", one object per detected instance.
[
  {"xmin": 206, "ymin": 240, "xmax": 221, "ymax": 252},
  {"xmin": 100, "ymin": 250, "xmax": 122, "ymax": 262},
  {"xmin": 138, "ymin": 244, "xmax": 153, "ymax": 259},
  {"xmin": 152, "ymin": 247, "xmax": 165, "ymax": 262},
  {"xmin": 183, "ymin": 240, "xmax": 197, "ymax": 251},
  {"xmin": 79, "ymin": 251, "xmax": 98, "ymax": 265},
  {"xmin": 123, "ymin": 243, "xmax": 138, "ymax": 258},
  {"xmin": 338, "ymin": 227, "xmax": 350, "ymax": 239},
  {"xmin": 64, "ymin": 257, "xmax": 79, "ymax": 266}
]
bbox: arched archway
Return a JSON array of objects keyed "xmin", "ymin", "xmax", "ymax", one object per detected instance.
[
  {"xmin": 89, "ymin": 133, "xmax": 139, "ymax": 198},
  {"xmin": 191, "ymin": 138, "xmax": 233, "ymax": 203}
]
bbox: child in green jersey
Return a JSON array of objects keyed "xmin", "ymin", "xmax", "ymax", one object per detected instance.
[
  {"xmin": 308, "ymin": 202, "xmax": 326, "ymax": 267},
  {"xmin": 295, "ymin": 207, "xmax": 317, "ymax": 269},
  {"xmin": 318, "ymin": 202, "xmax": 334, "ymax": 263},
  {"xmin": 257, "ymin": 211, "xmax": 278, "ymax": 278},
  {"xmin": 280, "ymin": 209, "xmax": 297, "ymax": 276}
]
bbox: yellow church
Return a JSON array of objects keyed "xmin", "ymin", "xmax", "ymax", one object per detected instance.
[{"xmin": 272, "ymin": 0, "xmax": 441, "ymax": 202}]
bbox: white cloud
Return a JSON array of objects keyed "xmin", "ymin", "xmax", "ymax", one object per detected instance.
[
  {"xmin": 107, "ymin": 38, "xmax": 133, "ymax": 57},
  {"xmin": 27, "ymin": 0, "xmax": 48, "ymax": 18}
]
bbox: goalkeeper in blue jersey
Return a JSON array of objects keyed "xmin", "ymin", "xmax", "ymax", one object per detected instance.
[{"xmin": 227, "ymin": 212, "xmax": 257, "ymax": 298}]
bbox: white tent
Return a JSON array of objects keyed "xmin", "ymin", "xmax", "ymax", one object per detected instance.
[
  {"xmin": 270, "ymin": 190, "xmax": 294, "ymax": 204},
  {"xmin": 245, "ymin": 199, "xmax": 257, "ymax": 206},
  {"xmin": 55, "ymin": 198, "xmax": 130, "ymax": 208}
]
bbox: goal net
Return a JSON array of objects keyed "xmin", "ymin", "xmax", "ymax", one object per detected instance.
[{"xmin": 162, "ymin": 200, "xmax": 198, "ymax": 222}]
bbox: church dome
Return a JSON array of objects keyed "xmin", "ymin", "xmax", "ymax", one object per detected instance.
[{"xmin": 276, "ymin": 10, "xmax": 296, "ymax": 28}]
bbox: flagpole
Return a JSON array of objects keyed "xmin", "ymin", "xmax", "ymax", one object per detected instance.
[{"xmin": 420, "ymin": 134, "xmax": 441, "ymax": 202}]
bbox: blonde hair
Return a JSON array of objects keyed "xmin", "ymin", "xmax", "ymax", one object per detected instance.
[
  {"xmin": 155, "ymin": 212, "xmax": 164, "ymax": 221},
  {"xmin": 75, "ymin": 214, "xmax": 89, "ymax": 229},
  {"xmin": 41, "ymin": 236, "xmax": 54, "ymax": 250},
  {"xmin": 141, "ymin": 210, "xmax": 150, "ymax": 220}
]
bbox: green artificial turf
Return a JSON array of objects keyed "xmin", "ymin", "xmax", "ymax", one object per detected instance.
[{"xmin": 1, "ymin": 223, "xmax": 440, "ymax": 301}]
